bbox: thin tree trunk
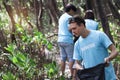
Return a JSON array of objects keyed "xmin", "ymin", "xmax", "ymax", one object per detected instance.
[
  {"xmin": 3, "ymin": 2, "xmax": 16, "ymax": 43},
  {"xmin": 34, "ymin": 0, "xmax": 43, "ymax": 32},
  {"xmin": 62, "ymin": 0, "xmax": 69, "ymax": 9},
  {"xmin": 85, "ymin": 0, "xmax": 93, "ymax": 10},
  {"xmin": 52, "ymin": 0, "xmax": 61, "ymax": 17},
  {"xmin": 95, "ymin": 0, "xmax": 114, "ymax": 43},
  {"xmin": 93, "ymin": 0, "xmax": 100, "ymax": 21},
  {"xmin": 114, "ymin": 0, "xmax": 120, "ymax": 9},
  {"xmin": 107, "ymin": 0, "xmax": 120, "ymax": 22},
  {"xmin": 38, "ymin": 0, "xmax": 43, "ymax": 32},
  {"xmin": 45, "ymin": 0, "xmax": 59, "ymax": 27},
  {"xmin": 0, "ymin": 30, "xmax": 7, "ymax": 51},
  {"xmin": 103, "ymin": 0, "xmax": 111, "ymax": 16}
]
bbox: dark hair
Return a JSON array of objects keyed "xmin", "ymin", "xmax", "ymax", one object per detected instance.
[
  {"xmin": 65, "ymin": 4, "xmax": 77, "ymax": 12},
  {"xmin": 84, "ymin": 10, "xmax": 94, "ymax": 20},
  {"xmin": 69, "ymin": 15, "xmax": 85, "ymax": 26}
]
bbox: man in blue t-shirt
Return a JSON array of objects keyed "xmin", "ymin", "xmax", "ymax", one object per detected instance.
[
  {"xmin": 57, "ymin": 4, "xmax": 77, "ymax": 78},
  {"xmin": 72, "ymin": 10, "xmax": 99, "ymax": 80},
  {"xmin": 73, "ymin": 10, "xmax": 98, "ymax": 43},
  {"xmin": 68, "ymin": 15, "xmax": 118, "ymax": 80}
]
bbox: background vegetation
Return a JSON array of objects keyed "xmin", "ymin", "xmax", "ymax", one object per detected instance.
[{"xmin": 0, "ymin": 0, "xmax": 120, "ymax": 80}]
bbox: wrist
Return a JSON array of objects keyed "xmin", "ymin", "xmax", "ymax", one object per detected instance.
[
  {"xmin": 108, "ymin": 56, "xmax": 112, "ymax": 61},
  {"xmin": 105, "ymin": 57, "xmax": 110, "ymax": 63}
]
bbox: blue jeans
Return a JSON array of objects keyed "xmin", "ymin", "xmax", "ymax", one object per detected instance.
[{"xmin": 58, "ymin": 42, "xmax": 74, "ymax": 62}]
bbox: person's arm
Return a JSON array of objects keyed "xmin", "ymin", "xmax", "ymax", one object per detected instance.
[
  {"xmin": 72, "ymin": 60, "xmax": 83, "ymax": 80},
  {"xmin": 104, "ymin": 44, "xmax": 118, "ymax": 63}
]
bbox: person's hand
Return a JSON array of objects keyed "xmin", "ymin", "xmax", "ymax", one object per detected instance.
[
  {"xmin": 104, "ymin": 57, "xmax": 110, "ymax": 67},
  {"xmin": 75, "ymin": 63, "xmax": 83, "ymax": 70}
]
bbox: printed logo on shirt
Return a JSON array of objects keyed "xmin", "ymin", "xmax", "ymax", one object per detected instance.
[{"xmin": 81, "ymin": 43, "xmax": 95, "ymax": 51}]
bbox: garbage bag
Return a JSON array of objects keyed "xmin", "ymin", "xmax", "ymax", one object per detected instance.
[{"xmin": 77, "ymin": 63, "xmax": 105, "ymax": 80}]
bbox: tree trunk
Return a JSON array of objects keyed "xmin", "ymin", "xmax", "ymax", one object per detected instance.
[
  {"xmin": 95, "ymin": 0, "xmax": 114, "ymax": 43},
  {"xmin": 34, "ymin": 0, "xmax": 43, "ymax": 32},
  {"xmin": 52, "ymin": 0, "xmax": 61, "ymax": 17},
  {"xmin": 93, "ymin": 0, "xmax": 100, "ymax": 20},
  {"xmin": 103, "ymin": 0, "xmax": 111, "ymax": 16},
  {"xmin": 85, "ymin": 0, "xmax": 93, "ymax": 10},
  {"xmin": 62, "ymin": 0, "xmax": 69, "ymax": 9},
  {"xmin": 114, "ymin": 0, "xmax": 120, "ymax": 9},
  {"xmin": 45, "ymin": 0, "xmax": 59, "ymax": 27},
  {"xmin": 107, "ymin": 0, "xmax": 120, "ymax": 22},
  {"xmin": 3, "ymin": 2, "xmax": 16, "ymax": 43},
  {"xmin": 0, "ymin": 30, "xmax": 7, "ymax": 52}
]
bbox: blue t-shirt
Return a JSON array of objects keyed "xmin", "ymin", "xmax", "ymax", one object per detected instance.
[
  {"xmin": 73, "ymin": 30, "xmax": 116, "ymax": 80},
  {"xmin": 57, "ymin": 13, "xmax": 73, "ymax": 44},
  {"xmin": 85, "ymin": 19, "xmax": 98, "ymax": 30}
]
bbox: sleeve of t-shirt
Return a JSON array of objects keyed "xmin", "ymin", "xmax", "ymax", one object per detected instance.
[
  {"xmin": 73, "ymin": 41, "xmax": 83, "ymax": 61},
  {"xmin": 67, "ymin": 16, "xmax": 72, "ymax": 27},
  {"xmin": 99, "ymin": 32, "xmax": 112, "ymax": 48},
  {"xmin": 67, "ymin": 19, "xmax": 70, "ymax": 28},
  {"xmin": 96, "ymin": 22, "xmax": 99, "ymax": 30}
]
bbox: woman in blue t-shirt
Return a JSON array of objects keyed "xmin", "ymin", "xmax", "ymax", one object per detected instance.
[{"xmin": 84, "ymin": 10, "xmax": 99, "ymax": 30}]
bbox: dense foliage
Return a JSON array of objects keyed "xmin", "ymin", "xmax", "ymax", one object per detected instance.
[{"xmin": 0, "ymin": 0, "xmax": 120, "ymax": 80}]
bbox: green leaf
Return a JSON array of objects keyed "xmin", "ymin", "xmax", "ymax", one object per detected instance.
[
  {"xmin": 47, "ymin": 42, "xmax": 53, "ymax": 50},
  {"xmin": 12, "ymin": 56, "xmax": 18, "ymax": 63}
]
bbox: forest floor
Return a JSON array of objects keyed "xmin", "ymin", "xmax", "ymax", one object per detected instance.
[
  {"xmin": 45, "ymin": 49, "xmax": 80, "ymax": 80},
  {"xmin": 55, "ymin": 54, "xmax": 80, "ymax": 80},
  {"xmin": 55, "ymin": 54, "xmax": 71, "ymax": 77}
]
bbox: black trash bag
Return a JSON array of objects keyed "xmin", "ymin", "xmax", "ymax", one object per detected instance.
[
  {"xmin": 77, "ymin": 63, "xmax": 105, "ymax": 80},
  {"xmin": 74, "ymin": 36, "xmax": 79, "ymax": 43}
]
